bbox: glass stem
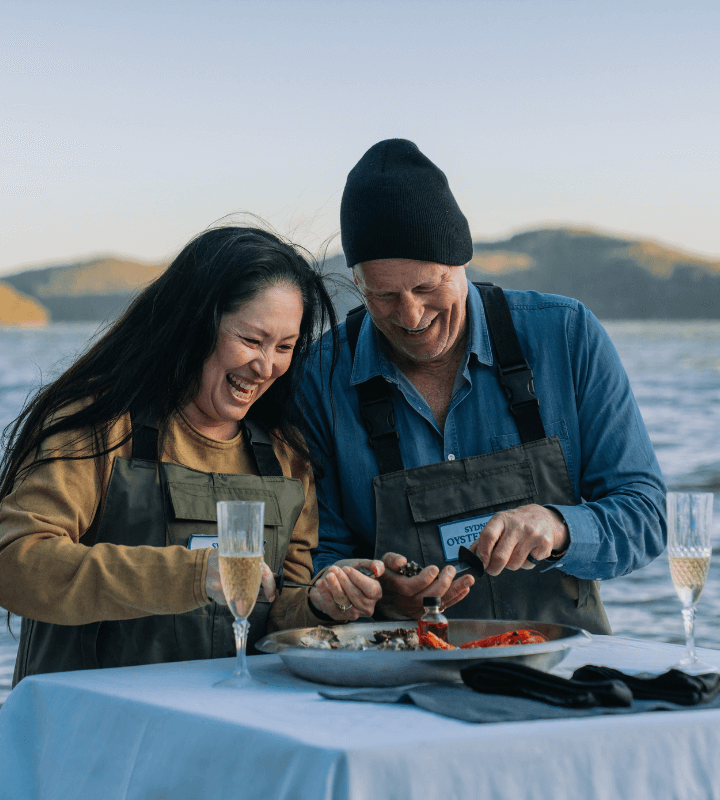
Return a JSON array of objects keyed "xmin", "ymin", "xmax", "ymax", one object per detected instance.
[
  {"xmin": 231, "ymin": 618, "xmax": 250, "ymax": 680},
  {"xmin": 681, "ymin": 605, "xmax": 698, "ymax": 662}
]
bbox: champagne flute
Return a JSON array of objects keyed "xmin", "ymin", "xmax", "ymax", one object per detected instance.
[
  {"xmin": 214, "ymin": 501, "xmax": 265, "ymax": 688},
  {"xmin": 667, "ymin": 492, "xmax": 716, "ymax": 674}
]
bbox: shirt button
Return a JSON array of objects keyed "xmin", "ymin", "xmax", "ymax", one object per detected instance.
[{"xmin": 447, "ymin": 454, "xmax": 456, "ymax": 461}]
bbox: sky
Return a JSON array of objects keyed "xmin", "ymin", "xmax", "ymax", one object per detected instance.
[{"xmin": 2, "ymin": 0, "xmax": 719, "ymax": 276}]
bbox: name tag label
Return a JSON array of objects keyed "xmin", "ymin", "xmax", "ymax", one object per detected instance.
[
  {"xmin": 438, "ymin": 513, "xmax": 494, "ymax": 563},
  {"xmin": 187, "ymin": 535, "xmax": 219, "ymax": 550}
]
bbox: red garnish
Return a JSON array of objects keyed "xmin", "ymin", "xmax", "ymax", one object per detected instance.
[
  {"xmin": 419, "ymin": 630, "xmax": 457, "ymax": 650},
  {"xmin": 459, "ymin": 629, "xmax": 548, "ymax": 649}
]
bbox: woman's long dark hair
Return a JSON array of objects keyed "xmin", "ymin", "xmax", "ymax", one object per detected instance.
[{"xmin": 0, "ymin": 225, "xmax": 338, "ymax": 499}]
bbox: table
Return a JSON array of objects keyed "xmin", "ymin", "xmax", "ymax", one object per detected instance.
[{"xmin": 1, "ymin": 636, "xmax": 720, "ymax": 800}]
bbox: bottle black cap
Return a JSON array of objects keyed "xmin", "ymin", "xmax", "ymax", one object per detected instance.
[{"xmin": 423, "ymin": 596, "xmax": 442, "ymax": 608}]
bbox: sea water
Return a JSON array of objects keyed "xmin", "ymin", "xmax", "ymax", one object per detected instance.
[
  {"xmin": 0, "ymin": 323, "xmax": 102, "ymax": 704},
  {"xmin": 0, "ymin": 320, "xmax": 719, "ymax": 704}
]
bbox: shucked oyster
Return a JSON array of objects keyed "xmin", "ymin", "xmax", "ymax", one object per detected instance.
[
  {"xmin": 299, "ymin": 628, "xmax": 373, "ymax": 650},
  {"xmin": 299, "ymin": 627, "xmax": 341, "ymax": 649},
  {"xmin": 297, "ymin": 625, "xmax": 425, "ymax": 651},
  {"xmin": 342, "ymin": 635, "xmax": 373, "ymax": 651},
  {"xmin": 372, "ymin": 628, "xmax": 423, "ymax": 650}
]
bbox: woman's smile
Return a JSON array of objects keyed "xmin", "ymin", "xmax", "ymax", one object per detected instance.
[{"xmin": 226, "ymin": 373, "xmax": 259, "ymax": 402}]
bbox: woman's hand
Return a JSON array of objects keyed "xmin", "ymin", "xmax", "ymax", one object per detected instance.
[
  {"xmin": 309, "ymin": 560, "xmax": 384, "ymax": 621},
  {"xmin": 205, "ymin": 548, "xmax": 276, "ymax": 605}
]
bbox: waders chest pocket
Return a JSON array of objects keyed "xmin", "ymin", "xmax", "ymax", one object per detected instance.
[
  {"xmin": 167, "ymin": 483, "xmax": 283, "ymax": 525},
  {"xmin": 166, "ymin": 483, "xmax": 283, "ymax": 551},
  {"xmin": 405, "ymin": 461, "xmax": 537, "ymax": 524}
]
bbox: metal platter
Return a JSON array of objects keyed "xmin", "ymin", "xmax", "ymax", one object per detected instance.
[{"xmin": 255, "ymin": 619, "xmax": 591, "ymax": 687}]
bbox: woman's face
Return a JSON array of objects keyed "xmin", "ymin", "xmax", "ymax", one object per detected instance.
[{"xmin": 185, "ymin": 283, "xmax": 304, "ymax": 440}]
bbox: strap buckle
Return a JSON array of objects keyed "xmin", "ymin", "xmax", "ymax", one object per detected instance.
[
  {"xmin": 498, "ymin": 362, "xmax": 538, "ymax": 409},
  {"xmin": 361, "ymin": 397, "xmax": 399, "ymax": 449},
  {"xmin": 243, "ymin": 419, "xmax": 273, "ymax": 447}
]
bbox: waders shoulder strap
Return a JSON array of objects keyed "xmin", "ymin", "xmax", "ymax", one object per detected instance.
[
  {"xmin": 475, "ymin": 283, "xmax": 546, "ymax": 443},
  {"xmin": 242, "ymin": 420, "xmax": 285, "ymax": 477},
  {"xmin": 346, "ymin": 306, "xmax": 404, "ymax": 475},
  {"xmin": 128, "ymin": 408, "xmax": 284, "ymax": 477},
  {"xmin": 130, "ymin": 407, "xmax": 160, "ymax": 461}
]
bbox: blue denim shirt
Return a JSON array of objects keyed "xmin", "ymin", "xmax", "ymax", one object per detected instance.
[{"xmin": 298, "ymin": 282, "xmax": 667, "ymax": 579}]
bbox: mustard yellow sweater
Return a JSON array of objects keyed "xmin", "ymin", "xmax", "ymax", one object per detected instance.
[{"xmin": 0, "ymin": 409, "xmax": 324, "ymax": 632}]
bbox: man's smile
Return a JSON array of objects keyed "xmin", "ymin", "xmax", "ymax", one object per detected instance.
[{"xmin": 399, "ymin": 320, "xmax": 433, "ymax": 335}]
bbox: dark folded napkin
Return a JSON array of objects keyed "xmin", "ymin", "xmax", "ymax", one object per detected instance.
[
  {"xmin": 460, "ymin": 661, "xmax": 633, "ymax": 708},
  {"xmin": 319, "ymin": 663, "xmax": 720, "ymax": 723},
  {"xmin": 571, "ymin": 665, "xmax": 720, "ymax": 706}
]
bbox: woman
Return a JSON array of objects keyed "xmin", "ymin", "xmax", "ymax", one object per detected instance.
[{"xmin": 0, "ymin": 225, "xmax": 379, "ymax": 685}]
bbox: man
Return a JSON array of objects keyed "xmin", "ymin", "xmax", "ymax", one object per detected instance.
[{"xmin": 300, "ymin": 139, "xmax": 666, "ymax": 633}]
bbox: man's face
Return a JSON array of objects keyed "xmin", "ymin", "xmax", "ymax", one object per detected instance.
[{"xmin": 353, "ymin": 258, "xmax": 468, "ymax": 363}]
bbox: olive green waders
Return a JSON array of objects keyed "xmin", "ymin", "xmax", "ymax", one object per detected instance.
[{"xmin": 13, "ymin": 414, "xmax": 305, "ymax": 685}]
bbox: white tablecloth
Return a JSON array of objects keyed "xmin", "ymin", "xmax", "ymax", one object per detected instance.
[{"xmin": 1, "ymin": 636, "xmax": 719, "ymax": 800}]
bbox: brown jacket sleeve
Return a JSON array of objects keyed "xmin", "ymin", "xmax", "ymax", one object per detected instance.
[
  {"xmin": 0, "ymin": 422, "xmax": 208, "ymax": 625},
  {"xmin": 0, "ymin": 414, "xmax": 328, "ymax": 631}
]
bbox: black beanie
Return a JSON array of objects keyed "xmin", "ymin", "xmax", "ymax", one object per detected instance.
[{"xmin": 340, "ymin": 139, "xmax": 473, "ymax": 268}]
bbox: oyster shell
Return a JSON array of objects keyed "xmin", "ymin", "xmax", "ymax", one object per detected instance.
[
  {"xmin": 299, "ymin": 627, "xmax": 341, "ymax": 649},
  {"xmin": 343, "ymin": 635, "xmax": 373, "ymax": 651},
  {"xmin": 297, "ymin": 625, "xmax": 426, "ymax": 651},
  {"xmin": 372, "ymin": 627, "xmax": 423, "ymax": 650},
  {"xmin": 397, "ymin": 561, "xmax": 423, "ymax": 577}
]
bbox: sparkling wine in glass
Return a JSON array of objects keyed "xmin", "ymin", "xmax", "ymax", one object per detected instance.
[
  {"xmin": 667, "ymin": 492, "xmax": 716, "ymax": 674},
  {"xmin": 214, "ymin": 501, "xmax": 265, "ymax": 688}
]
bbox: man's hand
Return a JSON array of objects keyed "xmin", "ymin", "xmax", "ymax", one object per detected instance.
[
  {"xmin": 309, "ymin": 559, "xmax": 385, "ymax": 621},
  {"xmin": 375, "ymin": 552, "xmax": 474, "ymax": 620},
  {"xmin": 469, "ymin": 504, "xmax": 569, "ymax": 576},
  {"xmin": 205, "ymin": 548, "xmax": 276, "ymax": 606}
]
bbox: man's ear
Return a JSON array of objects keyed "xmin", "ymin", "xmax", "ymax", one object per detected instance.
[{"xmin": 352, "ymin": 266, "xmax": 360, "ymax": 288}]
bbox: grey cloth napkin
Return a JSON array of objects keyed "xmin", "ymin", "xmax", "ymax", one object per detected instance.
[{"xmin": 319, "ymin": 668, "xmax": 720, "ymax": 724}]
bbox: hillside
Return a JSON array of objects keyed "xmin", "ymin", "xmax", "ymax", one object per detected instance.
[
  {"xmin": 3, "ymin": 228, "xmax": 720, "ymax": 323},
  {"xmin": 466, "ymin": 229, "xmax": 720, "ymax": 319},
  {"xmin": 3, "ymin": 256, "xmax": 166, "ymax": 323},
  {"xmin": 0, "ymin": 282, "xmax": 49, "ymax": 326}
]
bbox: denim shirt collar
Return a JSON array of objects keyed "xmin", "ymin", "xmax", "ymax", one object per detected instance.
[{"xmin": 350, "ymin": 279, "xmax": 494, "ymax": 386}]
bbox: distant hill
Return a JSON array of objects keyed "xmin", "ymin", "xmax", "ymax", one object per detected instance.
[
  {"xmin": 465, "ymin": 228, "xmax": 720, "ymax": 319},
  {"xmin": 0, "ymin": 282, "xmax": 49, "ymax": 326},
  {"xmin": 2, "ymin": 228, "xmax": 719, "ymax": 324},
  {"xmin": 2, "ymin": 256, "xmax": 166, "ymax": 324}
]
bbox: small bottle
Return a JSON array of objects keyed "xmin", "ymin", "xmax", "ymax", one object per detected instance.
[{"xmin": 418, "ymin": 596, "xmax": 449, "ymax": 644}]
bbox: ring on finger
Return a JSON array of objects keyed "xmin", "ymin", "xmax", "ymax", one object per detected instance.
[
  {"xmin": 526, "ymin": 554, "xmax": 540, "ymax": 567},
  {"xmin": 336, "ymin": 602, "xmax": 352, "ymax": 612}
]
